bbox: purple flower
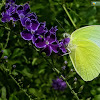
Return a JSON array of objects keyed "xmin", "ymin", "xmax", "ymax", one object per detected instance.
[
  {"xmin": 20, "ymin": 30, "xmax": 32, "ymax": 40},
  {"xmin": 52, "ymin": 78, "xmax": 67, "ymax": 91},
  {"xmin": 1, "ymin": 12, "xmax": 11, "ymax": 23},
  {"xmin": 19, "ymin": 12, "xmax": 39, "ymax": 32},
  {"xmin": 17, "ymin": 3, "xmax": 30, "ymax": 15},
  {"xmin": 35, "ymin": 26, "xmax": 59, "ymax": 56},
  {"xmin": 58, "ymin": 38, "xmax": 70, "ymax": 54},
  {"xmin": 62, "ymin": 66, "xmax": 66, "ymax": 70},
  {"xmin": 19, "ymin": 13, "xmax": 37, "ymax": 27},
  {"xmin": 74, "ymin": 77, "xmax": 77, "ymax": 81},
  {"xmin": 20, "ymin": 22, "xmax": 47, "ymax": 41},
  {"xmin": 64, "ymin": 60, "xmax": 67, "ymax": 64},
  {"xmin": 13, "ymin": 64, "xmax": 16, "ymax": 68},
  {"xmin": 1, "ymin": 3, "xmax": 19, "ymax": 23},
  {"xmin": 49, "ymin": 26, "xmax": 58, "ymax": 33},
  {"xmin": 3, "ymin": 56, "xmax": 8, "ymax": 59}
]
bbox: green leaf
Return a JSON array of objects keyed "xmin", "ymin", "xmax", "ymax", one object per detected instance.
[{"xmin": 1, "ymin": 86, "xmax": 7, "ymax": 100}]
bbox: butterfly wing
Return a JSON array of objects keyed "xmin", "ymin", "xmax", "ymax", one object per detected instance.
[
  {"xmin": 71, "ymin": 25, "xmax": 100, "ymax": 47},
  {"xmin": 69, "ymin": 25, "xmax": 100, "ymax": 81}
]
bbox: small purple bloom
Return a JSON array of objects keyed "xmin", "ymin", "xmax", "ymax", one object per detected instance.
[
  {"xmin": 64, "ymin": 61, "xmax": 67, "ymax": 64},
  {"xmin": 31, "ymin": 19, "xmax": 40, "ymax": 32},
  {"xmin": 11, "ymin": 13, "xmax": 19, "ymax": 21},
  {"xmin": 23, "ymin": 3, "xmax": 30, "ymax": 15},
  {"xmin": 26, "ymin": 13, "xmax": 37, "ymax": 20},
  {"xmin": 1, "ymin": 50, "xmax": 4, "ymax": 53},
  {"xmin": 49, "ymin": 26, "xmax": 58, "ymax": 34},
  {"xmin": 1, "ymin": 12, "xmax": 11, "ymax": 23},
  {"xmin": 74, "ymin": 77, "xmax": 77, "ymax": 81},
  {"xmin": 58, "ymin": 38, "xmax": 70, "ymax": 54},
  {"xmin": 17, "ymin": 5, "xmax": 24, "ymax": 14},
  {"xmin": 20, "ymin": 30, "xmax": 32, "ymax": 40},
  {"xmin": 52, "ymin": 78, "xmax": 67, "ymax": 91},
  {"xmin": 62, "ymin": 66, "xmax": 66, "ymax": 70},
  {"xmin": 17, "ymin": 3, "xmax": 30, "ymax": 15},
  {"xmin": 13, "ymin": 64, "xmax": 16, "ymax": 68},
  {"xmin": 35, "ymin": 27, "xmax": 59, "ymax": 56},
  {"xmin": 1, "ymin": 3, "xmax": 19, "ymax": 23},
  {"xmin": 35, "ymin": 22, "xmax": 48, "ymax": 35},
  {"xmin": 3, "ymin": 56, "xmax": 8, "ymax": 59},
  {"xmin": 71, "ymin": 69, "xmax": 73, "ymax": 72},
  {"xmin": 20, "ymin": 22, "xmax": 47, "ymax": 43},
  {"xmin": 20, "ymin": 12, "xmax": 37, "ymax": 27}
]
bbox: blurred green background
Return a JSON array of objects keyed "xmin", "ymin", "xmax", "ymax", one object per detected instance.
[{"xmin": 0, "ymin": 0, "xmax": 100, "ymax": 100}]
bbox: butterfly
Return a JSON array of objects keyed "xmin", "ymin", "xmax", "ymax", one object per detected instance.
[{"xmin": 68, "ymin": 25, "xmax": 100, "ymax": 81}]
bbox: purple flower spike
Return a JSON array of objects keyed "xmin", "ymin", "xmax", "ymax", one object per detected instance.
[
  {"xmin": 1, "ymin": 12, "xmax": 11, "ymax": 23},
  {"xmin": 52, "ymin": 78, "xmax": 67, "ymax": 91},
  {"xmin": 20, "ymin": 30, "xmax": 32, "ymax": 40}
]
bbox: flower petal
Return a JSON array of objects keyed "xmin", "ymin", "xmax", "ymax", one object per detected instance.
[
  {"xmin": 26, "ymin": 12, "xmax": 37, "ymax": 20},
  {"xmin": 32, "ymin": 34, "xmax": 38, "ymax": 44},
  {"xmin": 49, "ymin": 26, "xmax": 58, "ymax": 34},
  {"xmin": 11, "ymin": 13, "xmax": 19, "ymax": 21},
  {"xmin": 17, "ymin": 5, "xmax": 24, "ymax": 14},
  {"xmin": 25, "ymin": 18, "xmax": 32, "ymax": 31},
  {"xmin": 59, "ymin": 42, "xmax": 67, "ymax": 53},
  {"xmin": 31, "ymin": 19, "xmax": 40, "ymax": 32},
  {"xmin": 48, "ymin": 34, "xmax": 56, "ymax": 44},
  {"xmin": 35, "ymin": 37, "xmax": 46, "ymax": 48},
  {"xmin": 35, "ymin": 22, "xmax": 48, "ymax": 35},
  {"xmin": 50, "ymin": 44, "xmax": 59, "ymax": 53},
  {"xmin": 20, "ymin": 17, "xmax": 28, "ymax": 26},
  {"xmin": 62, "ymin": 38, "xmax": 70, "ymax": 45},
  {"xmin": 1, "ymin": 12, "xmax": 11, "ymax": 23},
  {"xmin": 20, "ymin": 30, "xmax": 32, "ymax": 40},
  {"xmin": 23, "ymin": 3, "xmax": 30, "ymax": 15},
  {"xmin": 42, "ymin": 45, "xmax": 52, "ymax": 56}
]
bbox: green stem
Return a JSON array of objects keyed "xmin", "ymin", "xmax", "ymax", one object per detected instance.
[
  {"xmin": 9, "ymin": 74, "xmax": 33, "ymax": 100},
  {"xmin": 53, "ymin": 68, "xmax": 80, "ymax": 100},
  {"xmin": 63, "ymin": 4, "xmax": 77, "ymax": 29},
  {"xmin": 3, "ymin": 31, "xmax": 10, "ymax": 49},
  {"xmin": 0, "ymin": 64, "xmax": 35, "ymax": 100},
  {"xmin": 0, "ymin": 24, "xmax": 10, "ymax": 31},
  {"xmin": 34, "ymin": 49, "xmax": 80, "ymax": 100}
]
